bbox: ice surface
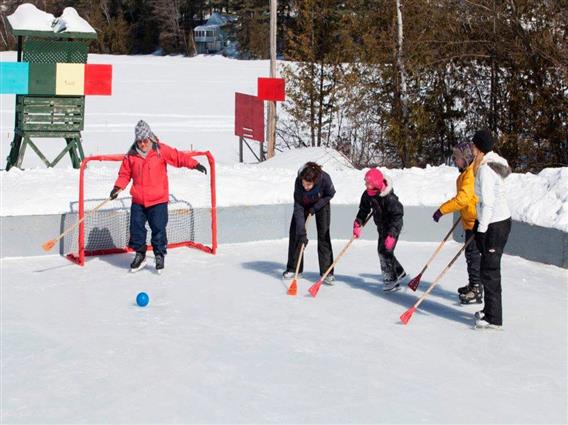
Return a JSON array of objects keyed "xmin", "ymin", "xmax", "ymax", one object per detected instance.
[{"xmin": 1, "ymin": 239, "xmax": 566, "ymax": 423}]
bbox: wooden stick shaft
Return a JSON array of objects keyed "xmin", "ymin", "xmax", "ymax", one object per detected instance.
[
  {"xmin": 293, "ymin": 215, "xmax": 312, "ymax": 280},
  {"xmin": 320, "ymin": 237, "xmax": 355, "ymax": 281},
  {"xmin": 52, "ymin": 196, "xmax": 115, "ymax": 243},
  {"xmin": 319, "ymin": 213, "xmax": 373, "ymax": 281},
  {"xmin": 414, "ymin": 235, "xmax": 475, "ymax": 309},
  {"xmin": 418, "ymin": 218, "xmax": 461, "ymax": 275}
]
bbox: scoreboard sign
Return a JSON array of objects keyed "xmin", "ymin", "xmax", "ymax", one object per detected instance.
[
  {"xmin": 257, "ymin": 77, "xmax": 285, "ymax": 102},
  {"xmin": 235, "ymin": 92, "xmax": 264, "ymax": 143}
]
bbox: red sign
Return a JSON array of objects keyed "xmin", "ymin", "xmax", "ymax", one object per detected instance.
[
  {"xmin": 257, "ymin": 77, "xmax": 285, "ymax": 102},
  {"xmin": 84, "ymin": 64, "xmax": 112, "ymax": 95},
  {"xmin": 235, "ymin": 93, "xmax": 264, "ymax": 142}
]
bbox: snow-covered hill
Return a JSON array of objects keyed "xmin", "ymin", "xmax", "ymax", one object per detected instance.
[{"xmin": 1, "ymin": 53, "xmax": 566, "ymax": 231}]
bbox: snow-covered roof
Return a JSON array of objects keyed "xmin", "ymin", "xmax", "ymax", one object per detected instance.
[{"xmin": 7, "ymin": 3, "xmax": 96, "ymax": 39}]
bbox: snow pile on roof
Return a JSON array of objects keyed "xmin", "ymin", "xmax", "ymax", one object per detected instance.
[
  {"xmin": 256, "ymin": 147, "xmax": 355, "ymax": 173},
  {"xmin": 7, "ymin": 3, "xmax": 95, "ymax": 34}
]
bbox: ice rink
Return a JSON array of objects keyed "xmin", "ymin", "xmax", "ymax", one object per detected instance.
[{"xmin": 1, "ymin": 239, "xmax": 566, "ymax": 424}]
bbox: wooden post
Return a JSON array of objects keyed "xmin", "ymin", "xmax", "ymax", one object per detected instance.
[{"xmin": 267, "ymin": 0, "xmax": 277, "ymax": 159}]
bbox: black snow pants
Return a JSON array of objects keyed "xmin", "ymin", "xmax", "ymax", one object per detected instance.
[
  {"xmin": 476, "ymin": 218, "xmax": 512, "ymax": 326},
  {"xmin": 465, "ymin": 229, "xmax": 482, "ymax": 287},
  {"xmin": 286, "ymin": 203, "xmax": 334, "ymax": 276},
  {"xmin": 377, "ymin": 233, "xmax": 405, "ymax": 282}
]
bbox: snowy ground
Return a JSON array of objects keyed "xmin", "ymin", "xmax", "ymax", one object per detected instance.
[
  {"xmin": 1, "ymin": 52, "xmax": 567, "ymax": 231},
  {"xmin": 2, "ymin": 239, "xmax": 566, "ymax": 424}
]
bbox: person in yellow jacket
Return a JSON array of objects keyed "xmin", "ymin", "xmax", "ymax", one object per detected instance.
[{"xmin": 432, "ymin": 141, "xmax": 482, "ymax": 304}]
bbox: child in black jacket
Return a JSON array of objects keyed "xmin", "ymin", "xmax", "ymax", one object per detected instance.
[
  {"xmin": 283, "ymin": 162, "xmax": 336, "ymax": 284},
  {"xmin": 353, "ymin": 168, "xmax": 406, "ymax": 291}
]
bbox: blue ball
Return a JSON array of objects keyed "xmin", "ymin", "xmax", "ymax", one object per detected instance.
[{"xmin": 136, "ymin": 292, "xmax": 149, "ymax": 307}]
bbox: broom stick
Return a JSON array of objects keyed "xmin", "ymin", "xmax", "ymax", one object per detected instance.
[
  {"xmin": 287, "ymin": 215, "xmax": 312, "ymax": 296},
  {"xmin": 42, "ymin": 193, "xmax": 120, "ymax": 252},
  {"xmin": 408, "ymin": 218, "xmax": 461, "ymax": 291},
  {"xmin": 400, "ymin": 235, "xmax": 475, "ymax": 325}
]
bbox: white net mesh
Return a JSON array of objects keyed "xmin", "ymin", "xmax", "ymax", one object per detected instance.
[{"xmin": 63, "ymin": 153, "xmax": 215, "ymax": 263}]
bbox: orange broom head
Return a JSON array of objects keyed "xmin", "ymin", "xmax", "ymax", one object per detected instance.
[
  {"xmin": 287, "ymin": 279, "xmax": 298, "ymax": 296},
  {"xmin": 407, "ymin": 273, "xmax": 422, "ymax": 291},
  {"xmin": 42, "ymin": 239, "xmax": 56, "ymax": 252},
  {"xmin": 308, "ymin": 280, "xmax": 322, "ymax": 298},
  {"xmin": 400, "ymin": 307, "xmax": 417, "ymax": 325}
]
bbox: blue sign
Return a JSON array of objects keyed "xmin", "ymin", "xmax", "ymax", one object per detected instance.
[{"xmin": 0, "ymin": 62, "xmax": 30, "ymax": 94}]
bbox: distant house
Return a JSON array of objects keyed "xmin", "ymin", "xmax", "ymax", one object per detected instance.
[{"xmin": 193, "ymin": 12, "xmax": 236, "ymax": 54}]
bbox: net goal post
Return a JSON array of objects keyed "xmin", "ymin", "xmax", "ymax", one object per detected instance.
[{"xmin": 65, "ymin": 151, "xmax": 217, "ymax": 266}]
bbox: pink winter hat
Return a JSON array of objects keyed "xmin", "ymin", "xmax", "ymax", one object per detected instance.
[{"xmin": 365, "ymin": 168, "xmax": 385, "ymax": 191}]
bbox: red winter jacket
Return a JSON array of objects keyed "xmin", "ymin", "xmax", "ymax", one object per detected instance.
[{"xmin": 114, "ymin": 141, "xmax": 199, "ymax": 207}]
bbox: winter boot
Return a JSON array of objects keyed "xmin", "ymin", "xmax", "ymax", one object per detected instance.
[
  {"xmin": 383, "ymin": 279, "xmax": 400, "ymax": 292},
  {"xmin": 457, "ymin": 284, "xmax": 471, "ymax": 295},
  {"xmin": 474, "ymin": 317, "xmax": 502, "ymax": 330},
  {"xmin": 282, "ymin": 270, "xmax": 300, "ymax": 279},
  {"xmin": 459, "ymin": 285, "xmax": 483, "ymax": 304},
  {"xmin": 474, "ymin": 310, "xmax": 485, "ymax": 320},
  {"xmin": 155, "ymin": 254, "xmax": 165, "ymax": 273},
  {"xmin": 130, "ymin": 252, "xmax": 146, "ymax": 273},
  {"xmin": 323, "ymin": 275, "xmax": 336, "ymax": 286}
]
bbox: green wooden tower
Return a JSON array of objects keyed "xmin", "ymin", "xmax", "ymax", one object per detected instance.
[{"xmin": 6, "ymin": 8, "xmax": 97, "ymax": 170}]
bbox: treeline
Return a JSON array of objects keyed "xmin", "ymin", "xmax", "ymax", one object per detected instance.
[
  {"xmin": 280, "ymin": 0, "xmax": 568, "ymax": 171},
  {"xmin": 1, "ymin": 0, "xmax": 567, "ymax": 171},
  {"xmin": 0, "ymin": 0, "xmax": 293, "ymax": 56}
]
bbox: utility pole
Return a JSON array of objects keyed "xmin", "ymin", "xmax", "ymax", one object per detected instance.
[{"xmin": 267, "ymin": 0, "xmax": 277, "ymax": 158}]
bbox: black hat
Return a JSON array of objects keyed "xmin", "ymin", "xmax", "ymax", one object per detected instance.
[{"xmin": 472, "ymin": 129, "xmax": 495, "ymax": 154}]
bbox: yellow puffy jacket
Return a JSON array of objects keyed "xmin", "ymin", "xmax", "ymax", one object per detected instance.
[{"xmin": 439, "ymin": 164, "xmax": 478, "ymax": 230}]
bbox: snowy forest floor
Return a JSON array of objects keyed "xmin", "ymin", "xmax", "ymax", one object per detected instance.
[{"xmin": 1, "ymin": 239, "xmax": 567, "ymax": 424}]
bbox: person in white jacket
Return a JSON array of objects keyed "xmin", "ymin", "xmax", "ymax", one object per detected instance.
[{"xmin": 471, "ymin": 129, "xmax": 512, "ymax": 329}]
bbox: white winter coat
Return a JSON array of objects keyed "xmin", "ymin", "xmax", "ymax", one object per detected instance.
[{"xmin": 474, "ymin": 151, "xmax": 512, "ymax": 233}]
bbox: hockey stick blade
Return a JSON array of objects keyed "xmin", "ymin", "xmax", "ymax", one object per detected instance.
[
  {"xmin": 308, "ymin": 280, "xmax": 322, "ymax": 297},
  {"xmin": 407, "ymin": 273, "xmax": 422, "ymax": 291},
  {"xmin": 287, "ymin": 279, "xmax": 298, "ymax": 296},
  {"xmin": 400, "ymin": 306, "xmax": 417, "ymax": 325}
]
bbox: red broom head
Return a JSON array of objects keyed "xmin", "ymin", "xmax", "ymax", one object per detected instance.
[
  {"xmin": 42, "ymin": 239, "xmax": 56, "ymax": 252},
  {"xmin": 308, "ymin": 280, "xmax": 322, "ymax": 297},
  {"xmin": 407, "ymin": 273, "xmax": 422, "ymax": 291},
  {"xmin": 400, "ymin": 306, "xmax": 417, "ymax": 325},
  {"xmin": 287, "ymin": 279, "xmax": 298, "ymax": 296}
]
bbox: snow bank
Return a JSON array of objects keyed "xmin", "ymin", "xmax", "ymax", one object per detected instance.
[
  {"xmin": 7, "ymin": 3, "xmax": 95, "ymax": 34},
  {"xmin": 0, "ymin": 53, "xmax": 566, "ymax": 231},
  {"xmin": 2, "ymin": 149, "xmax": 566, "ymax": 232}
]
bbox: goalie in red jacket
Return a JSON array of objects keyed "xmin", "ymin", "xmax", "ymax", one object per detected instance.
[{"xmin": 110, "ymin": 120, "xmax": 207, "ymax": 273}]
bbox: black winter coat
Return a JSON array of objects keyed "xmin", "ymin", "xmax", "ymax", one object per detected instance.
[
  {"xmin": 355, "ymin": 178, "xmax": 404, "ymax": 238},
  {"xmin": 293, "ymin": 170, "xmax": 335, "ymax": 236}
]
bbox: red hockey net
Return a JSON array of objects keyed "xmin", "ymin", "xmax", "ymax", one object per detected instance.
[{"xmin": 64, "ymin": 151, "xmax": 217, "ymax": 266}]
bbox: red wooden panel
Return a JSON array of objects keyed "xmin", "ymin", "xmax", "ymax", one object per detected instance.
[
  {"xmin": 257, "ymin": 77, "xmax": 285, "ymax": 102},
  {"xmin": 235, "ymin": 92, "xmax": 264, "ymax": 142},
  {"xmin": 84, "ymin": 64, "xmax": 112, "ymax": 95}
]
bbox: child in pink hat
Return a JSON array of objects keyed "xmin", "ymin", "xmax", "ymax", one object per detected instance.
[{"xmin": 352, "ymin": 167, "xmax": 406, "ymax": 291}]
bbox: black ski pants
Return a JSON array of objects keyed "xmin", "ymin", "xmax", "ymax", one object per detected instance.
[
  {"xmin": 465, "ymin": 229, "xmax": 482, "ymax": 287},
  {"xmin": 476, "ymin": 218, "xmax": 511, "ymax": 326},
  {"xmin": 286, "ymin": 203, "xmax": 334, "ymax": 276},
  {"xmin": 378, "ymin": 232, "xmax": 405, "ymax": 282}
]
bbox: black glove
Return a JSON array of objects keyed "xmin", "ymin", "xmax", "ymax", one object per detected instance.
[
  {"xmin": 110, "ymin": 186, "xmax": 120, "ymax": 200},
  {"xmin": 297, "ymin": 234, "xmax": 309, "ymax": 247},
  {"xmin": 432, "ymin": 209, "xmax": 442, "ymax": 223},
  {"xmin": 195, "ymin": 164, "xmax": 207, "ymax": 175},
  {"xmin": 475, "ymin": 232, "xmax": 486, "ymax": 254}
]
